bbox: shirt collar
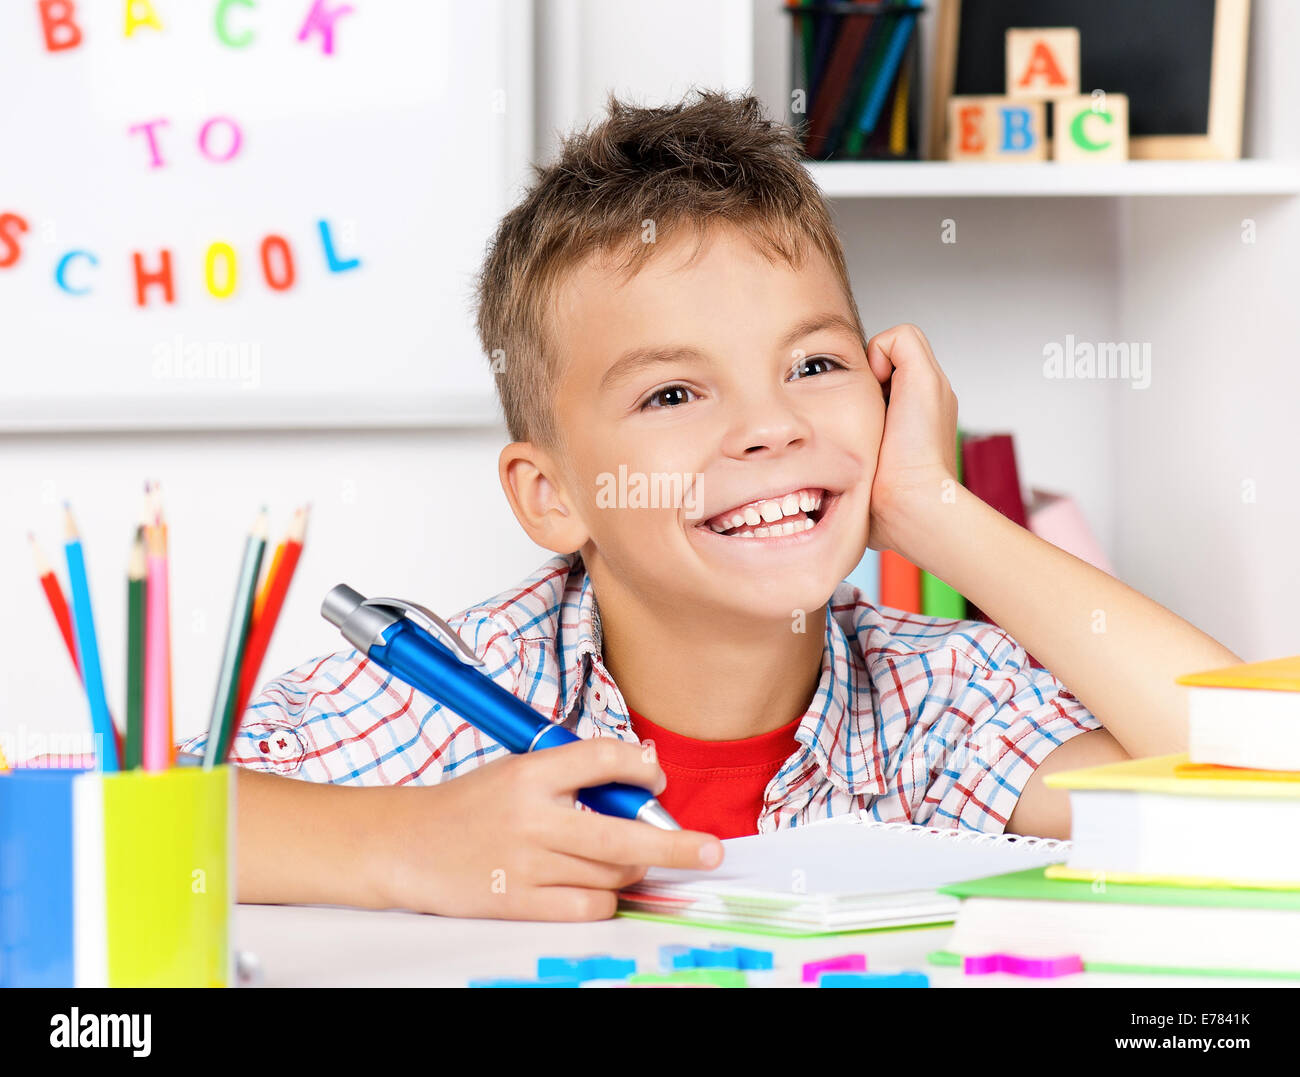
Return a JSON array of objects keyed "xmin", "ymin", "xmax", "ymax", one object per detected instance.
[{"xmin": 552, "ymin": 553, "xmax": 884, "ymax": 797}]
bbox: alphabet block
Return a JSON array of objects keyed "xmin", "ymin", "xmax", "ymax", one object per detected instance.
[
  {"xmin": 946, "ymin": 96, "xmax": 996, "ymax": 160},
  {"xmin": 1006, "ymin": 27, "xmax": 1080, "ymax": 99},
  {"xmin": 1053, "ymin": 93, "xmax": 1129, "ymax": 162},
  {"xmin": 986, "ymin": 99, "xmax": 1047, "ymax": 162}
]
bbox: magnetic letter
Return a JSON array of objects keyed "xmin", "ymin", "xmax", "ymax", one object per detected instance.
[
  {"xmin": 197, "ymin": 116, "xmax": 242, "ymax": 162},
  {"xmin": 318, "ymin": 219, "xmax": 360, "ymax": 272},
  {"xmin": 297, "ymin": 0, "xmax": 354, "ymax": 56},
  {"xmin": 38, "ymin": 0, "xmax": 83, "ymax": 52},
  {"xmin": 205, "ymin": 242, "xmax": 238, "ymax": 298},
  {"xmin": 214, "ymin": 0, "xmax": 256, "ymax": 47},
  {"xmin": 125, "ymin": 0, "xmax": 163, "ymax": 37},
  {"xmin": 260, "ymin": 234, "xmax": 295, "ymax": 290},
  {"xmin": 55, "ymin": 250, "xmax": 97, "ymax": 294},
  {"xmin": 0, "ymin": 212, "xmax": 30, "ymax": 268},
  {"xmin": 133, "ymin": 249, "xmax": 175, "ymax": 306},
  {"xmin": 127, "ymin": 118, "xmax": 170, "ymax": 168}
]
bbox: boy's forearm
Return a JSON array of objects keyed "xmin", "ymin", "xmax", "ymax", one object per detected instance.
[
  {"xmin": 235, "ymin": 767, "xmax": 401, "ymax": 909},
  {"xmin": 896, "ymin": 485, "xmax": 1241, "ymax": 759}
]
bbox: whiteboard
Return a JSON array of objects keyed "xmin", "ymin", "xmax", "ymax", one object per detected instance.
[{"xmin": 0, "ymin": 0, "xmax": 530, "ymax": 430}]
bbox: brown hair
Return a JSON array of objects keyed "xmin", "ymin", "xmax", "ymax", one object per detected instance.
[{"xmin": 472, "ymin": 88, "xmax": 865, "ymax": 450}]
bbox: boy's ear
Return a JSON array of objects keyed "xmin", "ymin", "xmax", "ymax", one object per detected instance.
[{"xmin": 498, "ymin": 442, "xmax": 591, "ymax": 554}]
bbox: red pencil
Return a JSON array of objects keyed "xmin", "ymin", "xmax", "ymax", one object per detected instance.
[
  {"xmin": 30, "ymin": 531, "xmax": 80, "ymax": 677},
  {"xmin": 228, "ymin": 505, "xmax": 308, "ymax": 758}
]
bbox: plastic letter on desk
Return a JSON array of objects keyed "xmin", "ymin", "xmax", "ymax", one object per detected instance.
[
  {"xmin": 818, "ymin": 970, "xmax": 929, "ymax": 988},
  {"xmin": 536, "ymin": 954, "xmax": 636, "ymax": 982},
  {"xmin": 801, "ymin": 953, "xmax": 867, "ymax": 983},
  {"xmin": 963, "ymin": 952, "xmax": 1083, "ymax": 978}
]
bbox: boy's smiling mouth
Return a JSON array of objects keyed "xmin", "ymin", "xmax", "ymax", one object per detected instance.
[{"xmin": 697, "ymin": 486, "xmax": 837, "ymax": 539}]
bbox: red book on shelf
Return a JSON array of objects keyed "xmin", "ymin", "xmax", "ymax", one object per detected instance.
[
  {"xmin": 879, "ymin": 548, "xmax": 921, "ymax": 613},
  {"xmin": 960, "ymin": 433, "xmax": 1030, "ymax": 653},
  {"xmin": 961, "ymin": 433, "xmax": 1028, "ymax": 528}
]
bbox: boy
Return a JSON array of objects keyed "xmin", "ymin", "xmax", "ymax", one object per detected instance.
[{"xmin": 181, "ymin": 91, "xmax": 1239, "ymax": 921}]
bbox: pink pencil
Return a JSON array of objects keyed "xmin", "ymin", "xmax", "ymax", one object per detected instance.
[{"xmin": 143, "ymin": 521, "xmax": 170, "ymax": 771}]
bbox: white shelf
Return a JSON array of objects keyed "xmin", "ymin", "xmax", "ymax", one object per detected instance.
[{"xmin": 806, "ymin": 160, "xmax": 1300, "ymax": 198}]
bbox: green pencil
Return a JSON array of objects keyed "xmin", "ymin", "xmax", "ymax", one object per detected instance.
[
  {"xmin": 125, "ymin": 526, "xmax": 147, "ymax": 770},
  {"xmin": 203, "ymin": 507, "xmax": 268, "ymax": 768}
]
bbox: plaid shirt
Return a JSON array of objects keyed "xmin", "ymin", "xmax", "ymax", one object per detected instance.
[{"xmin": 178, "ymin": 552, "xmax": 1102, "ymax": 835}]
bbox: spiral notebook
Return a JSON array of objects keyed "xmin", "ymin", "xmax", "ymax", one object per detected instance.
[{"xmin": 617, "ymin": 816, "xmax": 1071, "ymax": 937}]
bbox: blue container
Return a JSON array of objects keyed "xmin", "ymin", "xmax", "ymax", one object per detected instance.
[{"xmin": 0, "ymin": 768, "xmax": 89, "ymax": 988}]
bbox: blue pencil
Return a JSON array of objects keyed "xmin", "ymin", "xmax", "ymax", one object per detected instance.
[
  {"xmin": 856, "ymin": 4, "xmax": 918, "ymax": 138},
  {"xmin": 63, "ymin": 504, "xmax": 120, "ymax": 772}
]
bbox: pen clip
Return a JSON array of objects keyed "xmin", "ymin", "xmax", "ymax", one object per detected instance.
[{"xmin": 361, "ymin": 597, "xmax": 485, "ymax": 667}]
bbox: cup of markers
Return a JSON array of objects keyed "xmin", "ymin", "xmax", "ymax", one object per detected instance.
[{"xmin": 1, "ymin": 486, "xmax": 307, "ymax": 987}]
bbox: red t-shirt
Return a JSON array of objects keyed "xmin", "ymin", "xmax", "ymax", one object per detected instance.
[{"xmin": 626, "ymin": 705, "xmax": 802, "ymax": 839}]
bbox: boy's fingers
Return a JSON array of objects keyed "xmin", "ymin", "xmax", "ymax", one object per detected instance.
[
  {"xmin": 532, "ymin": 849, "xmax": 649, "ymax": 890},
  {"xmin": 510, "ymin": 886, "xmax": 621, "ymax": 922},
  {"xmin": 545, "ymin": 805, "xmax": 724, "ymax": 872},
  {"xmin": 523, "ymin": 736, "xmax": 667, "ymax": 796}
]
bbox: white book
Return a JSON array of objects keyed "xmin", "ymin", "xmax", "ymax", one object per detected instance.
[{"xmin": 619, "ymin": 815, "xmax": 1070, "ymax": 935}]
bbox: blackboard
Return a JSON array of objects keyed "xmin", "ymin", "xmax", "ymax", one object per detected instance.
[{"xmin": 928, "ymin": 0, "xmax": 1250, "ymax": 160}]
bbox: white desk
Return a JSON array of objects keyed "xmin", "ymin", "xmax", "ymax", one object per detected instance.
[{"xmin": 234, "ymin": 904, "xmax": 1300, "ymax": 988}]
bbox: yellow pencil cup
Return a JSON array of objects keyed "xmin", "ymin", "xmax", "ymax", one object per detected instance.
[{"xmin": 98, "ymin": 764, "xmax": 234, "ymax": 987}]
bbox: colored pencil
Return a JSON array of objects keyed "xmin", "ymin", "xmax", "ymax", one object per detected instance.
[
  {"xmin": 125, "ymin": 527, "xmax": 147, "ymax": 771},
  {"xmin": 143, "ymin": 518, "xmax": 172, "ymax": 771},
  {"xmin": 230, "ymin": 506, "xmax": 308, "ymax": 754},
  {"xmin": 29, "ymin": 531, "xmax": 80, "ymax": 677},
  {"xmin": 63, "ymin": 504, "xmax": 120, "ymax": 773},
  {"xmin": 253, "ymin": 540, "xmax": 285, "ymax": 626},
  {"xmin": 203, "ymin": 508, "xmax": 268, "ymax": 767},
  {"xmin": 147, "ymin": 481, "xmax": 176, "ymax": 765}
]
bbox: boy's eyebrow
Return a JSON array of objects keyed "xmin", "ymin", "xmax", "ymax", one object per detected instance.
[{"xmin": 600, "ymin": 311, "xmax": 861, "ymax": 391}]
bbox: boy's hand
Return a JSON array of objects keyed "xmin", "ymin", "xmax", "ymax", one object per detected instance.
[
  {"xmin": 864, "ymin": 323, "xmax": 959, "ymax": 557},
  {"xmin": 380, "ymin": 737, "xmax": 724, "ymax": 920}
]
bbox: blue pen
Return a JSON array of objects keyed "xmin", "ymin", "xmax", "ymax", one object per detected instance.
[{"xmin": 321, "ymin": 585, "xmax": 680, "ymax": 831}]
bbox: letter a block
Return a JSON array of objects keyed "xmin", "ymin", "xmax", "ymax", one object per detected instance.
[
  {"xmin": 1006, "ymin": 28, "xmax": 1080, "ymax": 99},
  {"xmin": 1053, "ymin": 94, "xmax": 1129, "ymax": 161}
]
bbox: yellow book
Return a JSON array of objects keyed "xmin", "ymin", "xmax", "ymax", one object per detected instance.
[
  {"xmin": 1044, "ymin": 752, "xmax": 1300, "ymax": 799},
  {"xmin": 1176, "ymin": 653, "xmax": 1300, "ymax": 691}
]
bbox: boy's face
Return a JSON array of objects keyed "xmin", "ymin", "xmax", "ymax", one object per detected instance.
[{"xmin": 546, "ymin": 221, "xmax": 884, "ymax": 623}]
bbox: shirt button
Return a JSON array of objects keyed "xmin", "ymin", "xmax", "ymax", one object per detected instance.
[
  {"xmin": 261, "ymin": 728, "xmax": 303, "ymax": 762},
  {"xmin": 590, "ymin": 683, "xmax": 608, "ymax": 713}
]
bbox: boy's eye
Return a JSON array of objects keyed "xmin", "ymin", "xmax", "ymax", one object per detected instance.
[
  {"xmin": 641, "ymin": 384, "xmax": 697, "ymax": 410},
  {"xmin": 789, "ymin": 354, "xmax": 844, "ymax": 380}
]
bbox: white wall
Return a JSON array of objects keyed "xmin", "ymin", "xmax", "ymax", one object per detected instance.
[{"xmin": 4, "ymin": 0, "xmax": 1293, "ymax": 759}]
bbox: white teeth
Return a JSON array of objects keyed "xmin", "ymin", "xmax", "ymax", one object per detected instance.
[
  {"xmin": 798, "ymin": 492, "xmax": 812, "ymax": 511},
  {"xmin": 781, "ymin": 494, "xmax": 800, "ymax": 516},
  {"xmin": 757, "ymin": 502, "xmax": 781, "ymax": 523},
  {"xmin": 743, "ymin": 506, "xmax": 762, "ymax": 526},
  {"xmin": 730, "ymin": 513, "xmax": 746, "ymax": 529},
  {"xmin": 812, "ymin": 494, "xmax": 823, "ymax": 511},
  {"xmin": 804, "ymin": 518, "xmax": 815, "ymax": 531},
  {"xmin": 755, "ymin": 526, "xmax": 770, "ymax": 537}
]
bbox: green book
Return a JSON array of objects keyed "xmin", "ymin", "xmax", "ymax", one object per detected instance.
[
  {"xmin": 920, "ymin": 429, "xmax": 966, "ymax": 618},
  {"xmin": 933, "ymin": 867, "xmax": 1300, "ymax": 981},
  {"xmin": 939, "ymin": 866, "xmax": 1300, "ymax": 910}
]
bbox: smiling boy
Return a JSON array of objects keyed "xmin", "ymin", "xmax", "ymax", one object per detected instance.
[{"xmin": 185, "ymin": 90, "xmax": 1240, "ymax": 921}]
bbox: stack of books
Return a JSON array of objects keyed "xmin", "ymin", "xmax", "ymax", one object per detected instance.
[{"xmin": 935, "ymin": 655, "xmax": 1300, "ymax": 979}]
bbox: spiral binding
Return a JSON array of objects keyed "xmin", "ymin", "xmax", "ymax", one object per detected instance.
[{"xmin": 854, "ymin": 816, "xmax": 1073, "ymax": 855}]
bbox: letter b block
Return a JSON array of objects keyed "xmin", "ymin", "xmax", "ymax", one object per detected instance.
[{"xmin": 947, "ymin": 97, "xmax": 1046, "ymax": 162}]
